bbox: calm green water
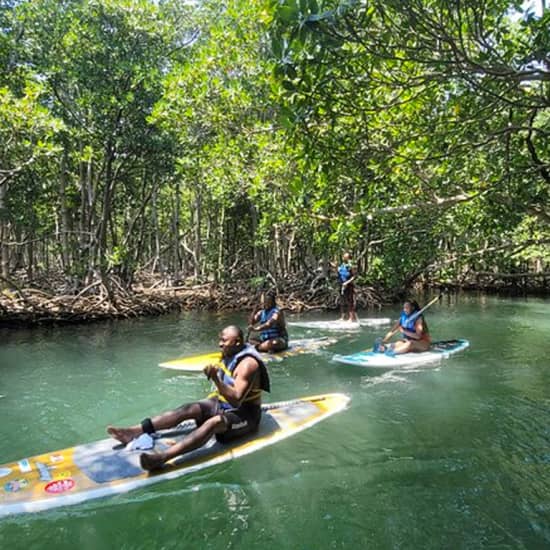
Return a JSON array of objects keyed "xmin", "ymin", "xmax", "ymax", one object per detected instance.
[{"xmin": 0, "ymin": 295, "xmax": 549, "ymax": 549}]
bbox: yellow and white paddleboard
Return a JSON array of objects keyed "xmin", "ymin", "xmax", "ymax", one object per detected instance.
[
  {"xmin": 0, "ymin": 393, "xmax": 350, "ymax": 518},
  {"xmin": 158, "ymin": 337, "xmax": 338, "ymax": 372}
]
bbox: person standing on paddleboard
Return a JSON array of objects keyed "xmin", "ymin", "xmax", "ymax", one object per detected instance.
[
  {"xmin": 247, "ymin": 289, "xmax": 289, "ymax": 352},
  {"xmin": 107, "ymin": 325, "xmax": 270, "ymax": 471},
  {"xmin": 337, "ymin": 252, "xmax": 358, "ymax": 322},
  {"xmin": 379, "ymin": 300, "xmax": 431, "ymax": 355}
]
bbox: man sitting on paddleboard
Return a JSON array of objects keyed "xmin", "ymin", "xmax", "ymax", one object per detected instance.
[
  {"xmin": 247, "ymin": 289, "xmax": 289, "ymax": 352},
  {"xmin": 379, "ymin": 300, "xmax": 431, "ymax": 355},
  {"xmin": 107, "ymin": 325, "xmax": 270, "ymax": 471}
]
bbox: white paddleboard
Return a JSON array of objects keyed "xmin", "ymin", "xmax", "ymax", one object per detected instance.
[
  {"xmin": 333, "ymin": 339, "xmax": 470, "ymax": 368},
  {"xmin": 0, "ymin": 393, "xmax": 350, "ymax": 518},
  {"xmin": 288, "ymin": 318, "xmax": 391, "ymax": 331}
]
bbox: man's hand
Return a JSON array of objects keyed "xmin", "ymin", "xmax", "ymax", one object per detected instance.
[{"xmin": 203, "ymin": 364, "xmax": 219, "ymax": 380}]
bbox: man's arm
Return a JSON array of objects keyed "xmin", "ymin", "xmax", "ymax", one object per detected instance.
[{"xmin": 211, "ymin": 357, "xmax": 258, "ymax": 406}]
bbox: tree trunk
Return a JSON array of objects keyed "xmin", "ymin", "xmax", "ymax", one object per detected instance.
[
  {"xmin": 59, "ymin": 145, "xmax": 70, "ymax": 272},
  {"xmin": 151, "ymin": 182, "xmax": 161, "ymax": 273},
  {"xmin": 172, "ymin": 181, "xmax": 182, "ymax": 279},
  {"xmin": 0, "ymin": 182, "xmax": 9, "ymax": 279},
  {"xmin": 193, "ymin": 184, "xmax": 202, "ymax": 279},
  {"xmin": 216, "ymin": 204, "xmax": 225, "ymax": 282}
]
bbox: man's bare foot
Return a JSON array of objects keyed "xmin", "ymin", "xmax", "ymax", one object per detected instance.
[
  {"xmin": 107, "ymin": 425, "xmax": 141, "ymax": 445},
  {"xmin": 140, "ymin": 452, "xmax": 165, "ymax": 471}
]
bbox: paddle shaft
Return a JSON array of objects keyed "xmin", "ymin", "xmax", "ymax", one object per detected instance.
[{"xmin": 407, "ymin": 294, "xmax": 442, "ymax": 324}]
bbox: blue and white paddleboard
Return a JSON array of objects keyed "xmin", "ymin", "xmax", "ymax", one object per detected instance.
[{"xmin": 333, "ymin": 339, "xmax": 470, "ymax": 368}]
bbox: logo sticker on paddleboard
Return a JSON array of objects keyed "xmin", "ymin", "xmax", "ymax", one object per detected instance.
[
  {"xmin": 17, "ymin": 459, "xmax": 32, "ymax": 473},
  {"xmin": 4, "ymin": 479, "xmax": 29, "ymax": 493},
  {"xmin": 45, "ymin": 478, "xmax": 75, "ymax": 494}
]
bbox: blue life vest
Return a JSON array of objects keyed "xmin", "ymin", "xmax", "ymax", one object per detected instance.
[
  {"xmin": 260, "ymin": 307, "xmax": 284, "ymax": 342},
  {"xmin": 400, "ymin": 310, "xmax": 422, "ymax": 338},
  {"xmin": 338, "ymin": 263, "xmax": 352, "ymax": 283},
  {"xmin": 400, "ymin": 311, "xmax": 417, "ymax": 331}
]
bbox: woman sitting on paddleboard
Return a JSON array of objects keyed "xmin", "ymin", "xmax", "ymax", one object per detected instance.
[
  {"xmin": 379, "ymin": 300, "xmax": 431, "ymax": 355},
  {"xmin": 247, "ymin": 289, "xmax": 289, "ymax": 352}
]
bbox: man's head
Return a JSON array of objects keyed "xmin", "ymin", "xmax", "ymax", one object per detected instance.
[
  {"xmin": 218, "ymin": 325, "xmax": 245, "ymax": 358},
  {"xmin": 342, "ymin": 252, "xmax": 351, "ymax": 262}
]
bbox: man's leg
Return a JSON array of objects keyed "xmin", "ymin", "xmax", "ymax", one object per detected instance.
[
  {"xmin": 349, "ymin": 290, "xmax": 358, "ymax": 322},
  {"xmin": 107, "ymin": 402, "xmax": 204, "ymax": 444},
  {"xmin": 140, "ymin": 414, "xmax": 227, "ymax": 471},
  {"xmin": 339, "ymin": 288, "xmax": 347, "ymax": 320}
]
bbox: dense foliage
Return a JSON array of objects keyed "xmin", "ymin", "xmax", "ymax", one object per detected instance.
[{"xmin": 0, "ymin": 0, "xmax": 548, "ymax": 297}]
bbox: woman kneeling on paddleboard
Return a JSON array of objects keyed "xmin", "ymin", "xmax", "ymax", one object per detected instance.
[
  {"xmin": 379, "ymin": 300, "xmax": 431, "ymax": 355},
  {"xmin": 107, "ymin": 325, "xmax": 270, "ymax": 471}
]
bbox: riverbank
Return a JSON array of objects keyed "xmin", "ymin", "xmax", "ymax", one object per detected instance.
[
  {"xmin": 1, "ymin": 270, "xmax": 547, "ymax": 328},
  {"xmin": 0, "ymin": 272, "xmax": 386, "ymax": 327}
]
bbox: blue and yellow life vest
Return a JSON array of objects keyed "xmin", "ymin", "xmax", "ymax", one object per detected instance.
[{"xmin": 209, "ymin": 344, "xmax": 270, "ymax": 409}]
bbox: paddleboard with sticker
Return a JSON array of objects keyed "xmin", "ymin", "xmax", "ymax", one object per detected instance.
[
  {"xmin": 287, "ymin": 318, "xmax": 391, "ymax": 331},
  {"xmin": 333, "ymin": 339, "xmax": 470, "ymax": 368},
  {"xmin": 0, "ymin": 393, "xmax": 350, "ymax": 518},
  {"xmin": 158, "ymin": 337, "xmax": 337, "ymax": 372}
]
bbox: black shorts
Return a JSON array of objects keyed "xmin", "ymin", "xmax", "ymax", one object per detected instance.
[
  {"xmin": 197, "ymin": 398, "xmax": 262, "ymax": 443},
  {"xmin": 340, "ymin": 284, "xmax": 355, "ymax": 307}
]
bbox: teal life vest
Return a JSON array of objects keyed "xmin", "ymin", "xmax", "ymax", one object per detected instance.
[
  {"xmin": 400, "ymin": 311, "xmax": 422, "ymax": 339},
  {"xmin": 260, "ymin": 307, "xmax": 285, "ymax": 342},
  {"xmin": 338, "ymin": 263, "xmax": 352, "ymax": 283}
]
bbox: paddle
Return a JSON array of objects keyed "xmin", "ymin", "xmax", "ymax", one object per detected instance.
[{"xmin": 406, "ymin": 293, "xmax": 443, "ymax": 324}]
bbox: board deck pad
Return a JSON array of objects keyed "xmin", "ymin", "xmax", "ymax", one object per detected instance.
[
  {"xmin": 0, "ymin": 393, "xmax": 350, "ymax": 518},
  {"xmin": 158, "ymin": 337, "xmax": 338, "ymax": 371},
  {"xmin": 333, "ymin": 339, "xmax": 470, "ymax": 368},
  {"xmin": 288, "ymin": 318, "xmax": 391, "ymax": 331}
]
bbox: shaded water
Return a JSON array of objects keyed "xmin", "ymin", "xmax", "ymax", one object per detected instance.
[{"xmin": 0, "ymin": 295, "xmax": 549, "ymax": 549}]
